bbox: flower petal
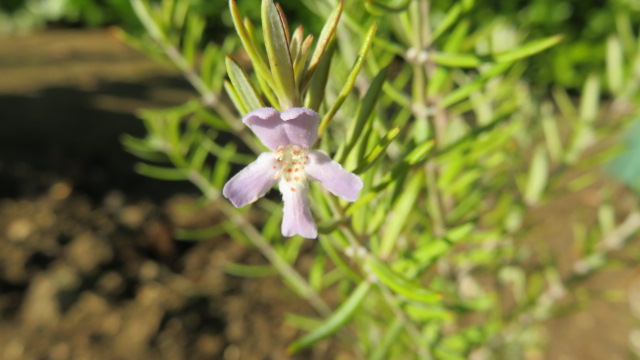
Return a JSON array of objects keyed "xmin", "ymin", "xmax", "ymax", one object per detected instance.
[
  {"xmin": 306, "ymin": 150, "xmax": 363, "ymax": 202},
  {"xmin": 242, "ymin": 107, "xmax": 287, "ymax": 150},
  {"xmin": 281, "ymin": 186, "xmax": 317, "ymax": 239},
  {"xmin": 223, "ymin": 153, "xmax": 278, "ymax": 208},
  {"xmin": 281, "ymin": 107, "xmax": 319, "ymax": 149}
]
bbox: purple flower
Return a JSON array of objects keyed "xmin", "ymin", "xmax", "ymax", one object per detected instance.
[{"xmin": 223, "ymin": 107, "xmax": 363, "ymax": 239}]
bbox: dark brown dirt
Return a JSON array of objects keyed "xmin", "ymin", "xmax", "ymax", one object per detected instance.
[{"xmin": 0, "ymin": 29, "xmax": 345, "ymax": 360}]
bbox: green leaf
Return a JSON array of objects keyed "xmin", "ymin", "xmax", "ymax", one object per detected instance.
[
  {"xmin": 287, "ymin": 281, "xmax": 371, "ymax": 353},
  {"xmin": 541, "ymin": 102, "xmax": 563, "ymax": 162},
  {"xmin": 188, "ymin": 138, "xmax": 209, "ymax": 171},
  {"xmin": 182, "ymin": 14, "xmax": 205, "ymax": 66},
  {"xmin": 225, "ymin": 263, "xmax": 277, "ymax": 277},
  {"xmin": 379, "ymin": 172, "xmax": 423, "ymax": 256},
  {"xmin": 524, "ymin": 147, "xmax": 549, "ymax": 205},
  {"xmin": 317, "ymin": 218, "xmax": 341, "ymax": 234},
  {"xmin": 229, "ymin": 0, "xmax": 274, "ymax": 85},
  {"xmin": 318, "ymin": 237, "xmax": 362, "ymax": 283},
  {"xmin": 579, "ymin": 73, "xmax": 601, "ymax": 124},
  {"xmin": 211, "ymin": 143, "xmax": 235, "ymax": 189},
  {"xmin": 345, "ymin": 191, "xmax": 378, "ymax": 216},
  {"xmin": 493, "ymin": 34, "xmax": 563, "ymax": 63},
  {"xmin": 405, "ymin": 140, "xmax": 436, "ymax": 165},
  {"xmin": 224, "ymin": 80, "xmax": 248, "ymax": 114},
  {"xmin": 243, "ymin": 17, "xmax": 270, "ymax": 67},
  {"xmin": 131, "ymin": 0, "xmax": 166, "ymax": 42},
  {"xmin": 175, "ymin": 224, "xmax": 225, "ymax": 241},
  {"xmin": 303, "ymin": 1, "xmax": 343, "ymax": 90},
  {"xmin": 285, "ymin": 313, "xmax": 323, "ymax": 332},
  {"xmin": 262, "ymin": 0, "xmax": 296, "ymax": 107},
  {"xmin": 361, "ymin": 139, "xmax": 434, "ymax": 194},
  {"xmin": 135, "ymin": 163, "xmax": 187, "ymax": 181},
  {"xmin": 607, "ymin": 35, "xmax": 624, "ymax": 94},
  {"xmin": 367, "ymin": 257, "xmax": 441, "ymax": 303},
  {"xmin": 171, "ymin": 0, "xmax": 190, "ymax": 30},
  {"xmin": 431, "ymin": 0, "xmax": 474, "ymax": 43},
  {"xmin": 428, "ymin": 20, "xmax": 470, "ymax": 95},
  {"xmin": 196, "ymin": 107, "xmax": 232, "ymax": 131},
  {"xmin": 440, "ymin": 61, "xmax": 512, "ymax": 108},
  {"xmin": 365, "ymin": 0, "xmax": 411, "ymax": 16},
  {"xmin": 275, "ymin": 3, "xmax": 291, "ymax": 41},
  {"xmin": 225, "ymin": 55, "xmax": 265, "ymax": 112},
  {"xmin": 289, "ymin": 25, "xmax": 304, "ymax": 64},
  {"xmin": 304, "ymin": 38, "xmax": 336, "ymax": 111},
  {"xmin": 160, "ymin": 0, "xmax": 175, "ymax": 30},
  {"xmin": 200, "ymin": 43, "xmax": 219, "ymax": 87},
  {"xmin": 431, "ymin": 52, "xmax": 482, "ymax": 68},
  {"xmin": 308, "ymin": 253, "xmax": 327, "ymax": 291},
  {"xmin": 121, "ymin": 135, "xmax": 167, "ymax": 162},
  {"xmin": 369, "ymin": 317, "xmax": 403, "ymax": 360},
  {"xmin": 318, "ymin": 22, "xmax": 378, "ymax": 137},
  {"xmin": 339, "ymin": 67, "xmax": 389, "ymax": 162},
  {"xmin": 294, "ymin": 34, "xmax": 314, "ymax": 91},
  {"xmin": 353, "ymin": 126, "xmax": 401, "ymax": 174},
  {"xmin": 404, "ymin": 304, "xmax": 452, "ymax": 321}
]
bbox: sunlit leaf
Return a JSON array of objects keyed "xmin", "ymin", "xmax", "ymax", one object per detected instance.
[
  {"xmin": 367, "ymin": 257, "xmax": 441, "ymax": 303},
  {"xmin": 225, "ymin": 55, "xmax": 265, "ymax": 112},
  {"xmin": 493, "ymin": 35, "xmax": 563, "ymax": 63},
  {"xmin": 288, "ymin": 281, "xmax": 371, "ymax": 353},
  {"xmin": 262, "ymin": 0, "xmax": 296, "ymax": 106},
  {"xmin": 318, "ymin": 22, "xmax": 378, "ymax": 137}
]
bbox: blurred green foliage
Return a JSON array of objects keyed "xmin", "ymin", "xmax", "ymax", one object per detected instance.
[
  {"xmin": 432, "ymin": 0, "xmax": 640, "ymax": 88},
  {"xmin": 0, "ymin": 0, "xmax": 322, "ymax": 36}
]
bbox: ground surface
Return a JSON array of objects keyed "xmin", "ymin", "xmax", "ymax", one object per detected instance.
[
  {"xmin": 0, "ymin": 29, "xmax": 341, "ymax": 360},
  {"xmin": 0, "ymin": 29, "xmax": 639, "ymax": 360}
]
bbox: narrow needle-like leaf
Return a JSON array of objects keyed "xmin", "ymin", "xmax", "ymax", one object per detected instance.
[
  {"xmin": 287, "ymin": 281, "xmax": 371, "ymax": 353},
  {"xmin": 225, "ymin": 55, "xmax": 265, "ymax": 112},
  {"xmin": 318, "ymin": 22, "xmax": 378, "ymax": 138},
  {"xmin": 262, "ymin": 0, "xmax": 297, "ymax": 107}
]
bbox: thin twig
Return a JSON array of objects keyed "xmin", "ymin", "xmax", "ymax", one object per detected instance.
[{"xmin": 166, "ymin": 149, "xmax": 331, "ymax": 316}]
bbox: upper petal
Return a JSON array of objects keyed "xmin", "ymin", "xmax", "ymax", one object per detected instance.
[
  {"xmin": 306, "ymin": 150, "xmax": 363, "ymax": 202},
  {"xmin": 242, "ymin": 107, "xmax": 287, "ymax": 150},
  {"xmin": 281, "ymin": 107, "xmax": 319, "ymax": 149},
  {"xmin": 223, "ymin": 152, "xmax": 278, "ymax": 208},
  {"xmin": 280, "ymin": 185, "xmax": 317, "ymax": 239}
]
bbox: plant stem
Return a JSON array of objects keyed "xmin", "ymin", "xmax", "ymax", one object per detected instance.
[{"xmin": 167, "ymin": 144, "xmax": 331, "ymax": 316}]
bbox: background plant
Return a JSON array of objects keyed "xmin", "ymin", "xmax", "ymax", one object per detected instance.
[{"xmin": 108, "ymin": 0, "xmax": 640, "ymax": 358}]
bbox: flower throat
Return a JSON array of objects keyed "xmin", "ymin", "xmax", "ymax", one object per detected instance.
[{"xmin": 274, "ymin": 144, "xmax": 309, "ymax": 191}]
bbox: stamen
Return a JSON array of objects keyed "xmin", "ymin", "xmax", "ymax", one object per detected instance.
[{"xmin": 273, "ymin": 144, "xmax": 308, "ymax": 189}]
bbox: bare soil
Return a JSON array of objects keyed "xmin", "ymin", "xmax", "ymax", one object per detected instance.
[{"xmin": 0, "ymin": 29, "xmax": 342, "ymax": 360}]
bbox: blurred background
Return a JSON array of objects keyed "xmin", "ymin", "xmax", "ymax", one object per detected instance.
[{"xmin": 1, "ymin": 0, "xmax": 640, "ymax": 359}]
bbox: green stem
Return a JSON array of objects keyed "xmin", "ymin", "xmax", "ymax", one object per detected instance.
[
  {"xmin": 167, "ymin": 144, "xmax": 330, "ymax": 316},
  {"xmin": 332, "ymin": 217, "xmax": 429, "ymax": 358}
]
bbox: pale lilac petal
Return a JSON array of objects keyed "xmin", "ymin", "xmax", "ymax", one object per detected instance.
[
  {"xmin": 281, "ymin": 107, "xmax": 319, "ymax": 149},
  {"xmin": 306, "ymin": 150, "xmax": 363, "ymax": 202},
  {"xmin": 242, "ymin": 107, "xmax": 287, "ymax": 150},
  {"xmin": 280, "ymin": 186, "xmax": 317, "ymax": 239},
  {"xmin": 223, "ymin": 153, "xmax": 278, "ymax": 208}
]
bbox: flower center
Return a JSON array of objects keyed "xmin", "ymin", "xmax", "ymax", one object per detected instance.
[{"xmin": 273, "ymin": 144, "xmax": 309, "ymax": 192}]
